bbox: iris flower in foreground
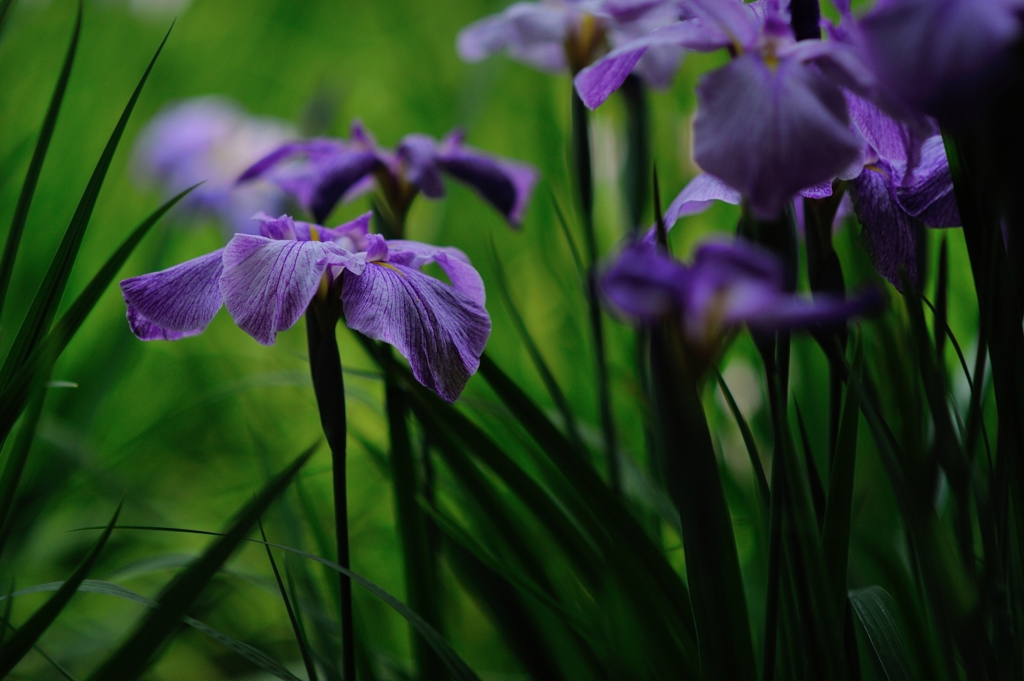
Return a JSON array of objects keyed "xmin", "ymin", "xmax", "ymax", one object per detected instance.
[
  {"xmin": 132, "ymin": 96, "xmax": 295, "ymax": 235},
  {"xmin": 120, "ymin": 212, "xmax": 491, "ymax": 402},
  {"xmin": 456, "ymin": 0, "xmax": 686, "ymax": 79},
  {"xmin": 576, "ymin": 0, "xmax": 870, "ymax": 218},
  {"xmin": 238, "ymin": 122, "xmax": 539, "ymax": 229},
  {"xmin": 602, "ymin": 239, "xmax": 878, "ymax": 363}
]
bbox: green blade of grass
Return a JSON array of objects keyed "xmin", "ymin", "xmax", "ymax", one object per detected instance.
[
  {"xmin": 714, "ymin": 367, "xmax": 770, "ymax": 506},
  {"xmin": 490, "ymin": 239, "xmax": 584, "ymax": 451},
  {"xmin": 0, "ymin": 21, "xmax": 172, "ymax": 395},
  {"xmin": 821, "ymin": 337, "xmax": 862, "ymax": 616},
  {"xmin": 793, "ymin": 398, "xmax": 825, "ymax": 528},
  {"xmin": 85, "ymin": 444, "xmax": 314, "ymax": 681},
  {"xmin": 0, "ymin": 501, "xmax": 121, "ymax": 676},
  {"xmin": 0, "ymin": 390, "xmax": 45, "ymax": 548},
  {"xmin": 258, "ymin": 520, "xmax": 317, "ymax": 681},
  {"xmin": 1, "ymin": 579, "xmax": 300, "ymax": 681},
  {"xmin": 849, "ymin": 587, "xmax": 913, "ymax": 681},
  {"xmin": 0, "ymin": 2, "xmax": 81, "ymax": 318},
  {"xmin": 0, "ymin": 185, "xmax": 196, "ymax": 442}
]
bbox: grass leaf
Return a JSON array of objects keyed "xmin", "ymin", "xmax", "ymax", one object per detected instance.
[
  {"xmin": 259, "ymin": 520, "xmax": 317, "ymax": 681},
  {"xmin": 0, "ymin": 2, "xmax": 81, "ymax": 317},
  {"xmin": 85, "ymin": 444, "xmax": 314, "ymax": 681},
  {"xmin": 0, "ymin": 500, "xmax": 121, "ymax": 676},
  {"xmin": 850, "ymin": 587, "xmax": 913, "ymax": 681}
]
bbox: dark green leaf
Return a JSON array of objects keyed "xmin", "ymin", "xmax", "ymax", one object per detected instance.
[
  {"xmin": 259, "ymin": 520, "xmax": 317, "ymax": 681},
  {"xmin": 85, "ymin": 444, "xmax": 313, "ymax": 681},
  {"xmin": 0, "ymin": 22, "xmax": 172, "ymax": 397},
  {"xmin": 0, "ymin": 185, "xmax": 196, "ymax": 444},
  {"xmin": 0, "ymin": 390, "xmax": 44, "ymax": 549},
  {"xmin": 850, "ymin": 587, "xmax": 913, "ymax": 681},
  {"xmin": 0, "ymin": 500, "xmax": 121, "ymax": 676},
  {"xmin": 0, "ymin": 2, "xmax": 81, "ymax": 317},
  {"xmin": 1, "ymin": 579, "xmax": 300, "ymax": 681},
  {"xmin": 714, "ymin": 367, "xmax": 769, "ymax": 505}
]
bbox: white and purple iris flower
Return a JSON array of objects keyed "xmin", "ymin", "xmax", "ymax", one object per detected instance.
[
  {"xmin": 132, "ymin": 96, "xmax": 295, "ymax": 235},
  {"xmin": 119, "ymin": 212, "xmax": 491, "ymax": 402},
  {"xmin": 238, "ymin": 122, "xmax": 539, "ymax": 228},
  {"xmin": 855, "ymin": 0, "xmax": 1024, "ymax": 120},
  {"xmin": 575, "ymin": 0, "xmax": 874, "ymax": 219},
  {"xmin": 456, "ymin": 0, "xmax": 687, "ymax": 80},
  {"xmin": 602, "ymin": 238, "xmax": 878, "ymax": 360}
]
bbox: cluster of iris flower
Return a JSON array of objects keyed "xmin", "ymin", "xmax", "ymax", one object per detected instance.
[{"xmin": 121, "ymin": 0, "xmax": 1022, "ymax": 402}]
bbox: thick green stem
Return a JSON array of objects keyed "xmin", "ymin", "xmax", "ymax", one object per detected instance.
[
  {"xmin": 305, "ymin": 298, "xmax": 354, "ymax": 681},
  {"xmin": 571, "ymin": 87, "xmax": 620, "ymax": 493}
]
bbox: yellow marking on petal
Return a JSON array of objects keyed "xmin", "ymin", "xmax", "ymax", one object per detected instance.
[
  {"xmin": 309, "ymin": 226, "xmax": 321, "ymax": 242},
  {"xmin": 373, "ymin": 261, "xmax": 406, "ymax": 277}
]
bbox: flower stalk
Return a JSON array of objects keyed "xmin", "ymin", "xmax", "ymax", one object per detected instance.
[
  {"xmin": 571, "ymin": 86, "xmax": 620, "ymax": 494},
  {"xmin": 304, "ymin": 293, "xmax": 355, "ymax": 681}
]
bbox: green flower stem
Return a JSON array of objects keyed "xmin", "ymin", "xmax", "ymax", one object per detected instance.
[
  {"xmin": 571, "ymin": 86, "xmax": 620, "ymax": 494},
  {"xmin": 305, "ymin": 294, "xmax": 355, "ymax": 681}
]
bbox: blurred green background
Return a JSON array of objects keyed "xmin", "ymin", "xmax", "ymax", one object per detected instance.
[{"xmin": 0, "ymin": 0, "xmax": 985, "ymax": 678}]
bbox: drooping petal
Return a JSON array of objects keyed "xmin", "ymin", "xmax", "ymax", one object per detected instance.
[
  {"xmin": 693, "ymin": 53, "xmax": 862, "ymax": 219},
  {"xmin": 438, "ymin": 146, "xmax": 539, "ymax": 227},
  {"xmin": 397, "ymin": 134, "xmax": 446, "ymax": 198},
  {"xmin": 220, "ymin": 235, "xmax": 340, "ymax": 345},
  {"xmin": 386, "ymin": 240, "xmax": 487, "ymax": 306},
  {"xmin": 858, "ymin": 0, "xmax": 1023, "ymax": 117},
  {"xmin": 307, "ymin": 151, "xmax": 380, "ymax": 224},
  {"xmin": 894, "ymin": 136, "xmax": 960, "ymax": 227},
  {"xmin": 456, "ymin": 3, "xmax": 572, "ymax": 72},
  {"xmin": 574, "ymin": 20, "xmax": 729, "ymax": 109},
  {"xmin": 723, "ymin": 285, "xmax": 882, "ymax": 330},
  {"xmin": 342, "ymin": 262, "xmax": 491, "ymax": 402},
  {"xmin": 664, "ymin": 173, "xmax": 741, "ymax": 223},
  {"xmin": 120, "ymin": 249, "xmax": 225, "ymax": 341},
  {"xmin": 601, "ymin": 241, "xmax": 689, "ymax": 321},
  {"xmin": 848, "ymin": 163, "xmax": 921, "ymax": 290},
  {"xmin": 236, "ymin": 139, "xmax": 346, "ymax": 183}
]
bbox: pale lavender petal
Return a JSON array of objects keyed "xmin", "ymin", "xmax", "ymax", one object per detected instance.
[
  {"xmin": 849, "ymin": 163, "xmax": 920, "ymax": 290},
  {"xmin": 386, "ymin": 240, "xmax": 487, "ymax": 307},
  {"xmin": 397, "ymin": 134, "xmax": 445, "ymax": 198},
  {"xmin": 693, "ymin": 54, "xmax": 862, "ymax": 219},
  {"xmin": 632, "ymin": 42, "xmax": 686, "ymax": 88},
  {"xmin": 601, "ymin": 241, "xmax": 689, "ymax": 321},
  {"xmin": 684, "ymin": 0, "xmax": 759, "ymax": 48},
  {"xmin": 120, "ymin": 249, "xmax": 225, "ymax": 341},
  {"xmin": 665, "ymin": 173, "xmax": 740, "ymax": 223},
  {"xmin": 895, "ymin": 136, "xmax": 960, "ymax": 227},
  {"xmin": 456, "ymin": 3, "xmax": 571, "ymax": 72},
  {"xmin": 574, "ymin": 20, "xmax": 728, "ymax": 109},
  {"xmin": 844, "ymin": 92, "xmax": 911, "ymax": 163},
  {"xmin": 799, "ymin": 181, "xmax": 833, "ymax": 199},
  {"xmin": 220, "ymin": 235, "xmax": 337, "ymax": 345},
  {"xmin": 439, "ymin": 147, "xmax": 539, "ymax": 227},
  {"xmin": 342, "ymin": 263, "xmax": 491, "ymax": 402}
]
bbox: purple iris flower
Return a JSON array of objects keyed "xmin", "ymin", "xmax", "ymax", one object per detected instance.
[
  {"xmin": 238, "ymin": 122, "xmax": 539, "ymax": 229},
  {"xmin": 843, "ymin": 95, "xmax": 960, "ymax": 289},
  {"xmin": 132, "ymin": 96, "xmax": 295, "ymax": 235},
  {"xmin": 576, "ymin": 0, "xmax": 871, "ymax": 219},
  {"xmin": 602, "ymin": 238, "xmax": 877, "ymax": 361},
  {"xmin": 119, "ymin": 212, "xmax": 491, "ymax": 402},
  {"xmin": 856, "ymin": 0, "xmax": 1024, "ymax": 119},
  {"xmin": 457, "ymin": 0, "xmax": 687, "ymax": 80}
]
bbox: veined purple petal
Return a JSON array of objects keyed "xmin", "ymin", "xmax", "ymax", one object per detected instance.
[
  {"xmin": 220, "ymin": 236, "xmax": 338, "ymax": 345},
  {"xmin": 894, "ymin": 135, "xmax": 960, "ymax": 227},
  {"xmin": 397, "ymin": 134, "xmax": 446, "ymax": 198},
  {"xmin": 386, "ymin": 240, "xmax": 486, "ymax": 306},
  {"xmin": 799, "ymin": 181, "xmax": 833, "ymax": 199},
  {"xmin": 342, "ymin": 262, "xmax": 491, "ymax": 402},
  {"xmin": 849, "ymin": 163, "xmax": 920, "ymax": 290},
  {"xmin": 456, "ymin": 3, "xmax": 572, "ymax": 72},
  {"xmin": 120, "ymin": 249, "xmax": 225, "ymax": 341},
  {"xmin": 439, "ymin": 146, "xmax": 539, "ymax": 227},
  {"xmin": 601, "ymin": 241, "xmax": 689, "ymax": 321},
  {"xmin": 574, "ymin": 20, "xmax": 728, "ymax": 109},
  {"xmin": 693, "ymin": 53, "xmax": 861, "ymax": 219}
]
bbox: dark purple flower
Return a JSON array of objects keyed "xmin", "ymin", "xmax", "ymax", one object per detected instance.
[
  {"xmin": 131, "ymin": 96, "xmax": 295, "ymax": 235},
  {"xmin": 120, "ymin": 212, "xmax": 491, "ymax": 402},
  {"xmin": 240, "ymin": 123, "xmax": 539, "ymax": 228},
  {"xmin": 856, "ymin": 0, "xmax": 1024, "ymax": 119},
  {"xmin": 457, "ymin": 0, "xmax": 686, "ymax": 79},
  {"xmin": 602, "ymin": 238, "xmax": 878, "ymax": 359},
  {"xmin": 577, "ymin": 0, "xmax": 867, "ymax": 219}
]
